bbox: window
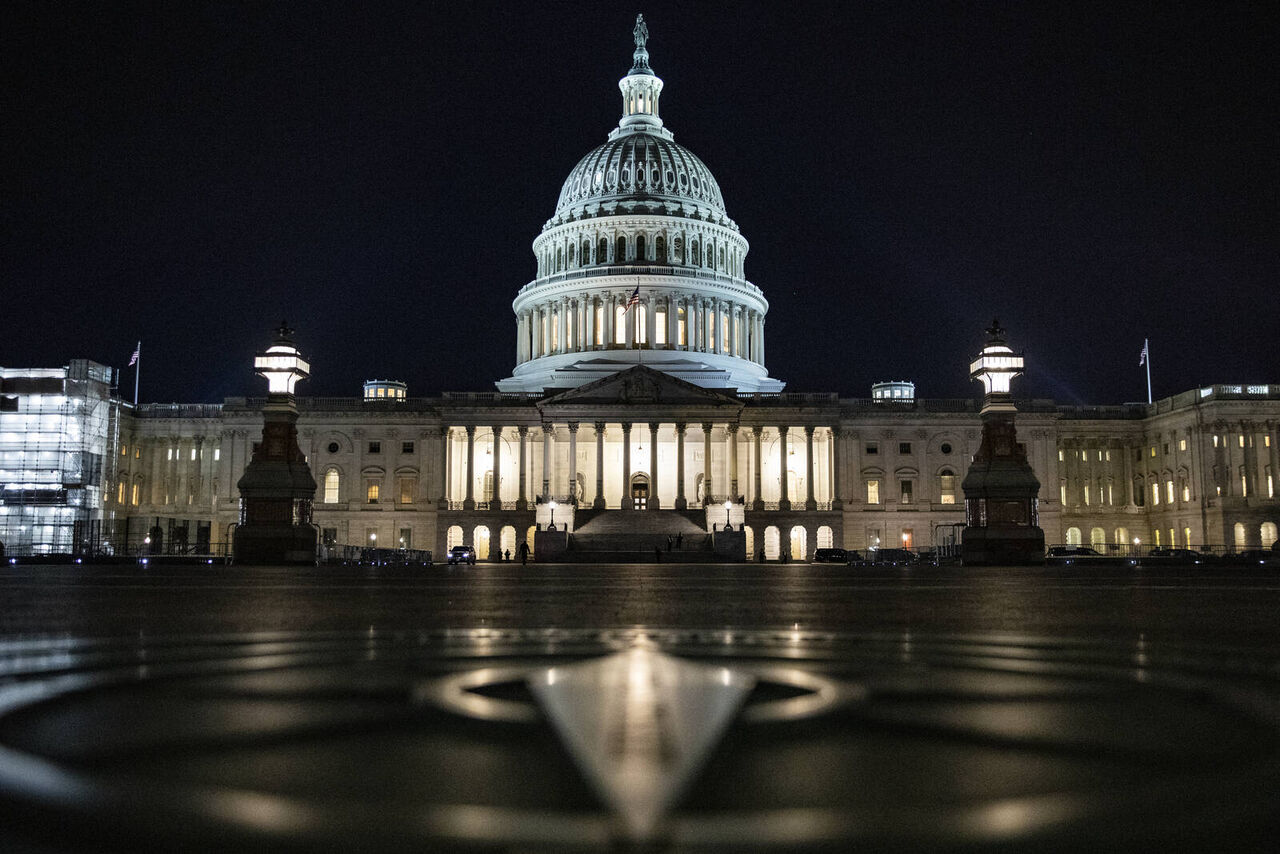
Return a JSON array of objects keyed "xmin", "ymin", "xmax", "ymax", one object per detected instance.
[
  {"xmin": 1241, "ymin": 471, "xmax": 1248, "ymax": 497},
  {"xmin": 324, "ymin": 469, "xmax": 340, "ymax": 503},
  {"xmin": 366, "ymin": 481, "xmax": 380, "ymax": 504},
  {"xmin": 899, "ymin": 480, "xmax": 914, "ymax": 503},
  {"xmin": 898, "ymin": 442, "xmax": 911, "ymax": 455},
  {"xmin": 1181, "ymin": 480, "xmax": 1190, "ymax": 502},
  {"xmin": 1150, "ymin": 446, "xmax": 1156, "ymax": 458},
  {"xmin": 865, "ymin": 443, "xmax": 878, "ymax": 455},
  {"xmin": 1154, "ymin": 529, "xmax": 1161, "ymax": 547},
  {"xmin": 121, "ymin": 444, "xmax": 127, "ymax": 457},
  {"xmin": 135, "ymin": 447, "xmax": 141, "ymax": 459},
  {"xmin": 398, "ymin": 476, "xmax": 417, "ymax": 505},
  {"xmin": 1184, "ymin": 526, "xmax": 1193, "ymax": 547},
  {"xmin": 1213, "ymin": 435, "xmax": 1220, "ymax": 448},
  {"xmin": 677, "ymin": 307, "xmax": 687, "ymax": 345},
  {"xmin": 190, "ymin": 448, "xmax": 197, "ymax": 460},
  {"xmin": 116, "ymin": 482, "xmax": 125, "ymax": 504},
  {"xmin": 866, "ymin": 479, "xmax": 881, "ymax": 504},
  {"xmin": 1083, "ymin": 484, "xmax": 1090, "ymax": 505},
  {"xmin": 1239, "ymin": 435, "xmax": 1246, "ymax": 448},
  {"xmin": 366, "ymin": 527, "xmax": 379, "ymax": 546},
  {"xmin": 614, "ymin": 306, "xmax": 626, "ymax": 344},
  {"xmin": 1060, "ymin": 484, "xmax": 1067, "ymax": 505},
  {"xmin": 213, "ymin": 449, "xmax": 220, "ymax": 461},
  {"xmin": 939, "ymin": 471, "xmax": 956, "ymax": 504},
  {"xmin": 1266, "ymin": 436, "xmax": 1272, "ymax": 448},
  {"xmin": 131, "ymin": 483, "xmax": 139, "ymax": 505},
  {"xmin": 655, "ymin": 307, "xmax": 667, "ymax": 344},
  {"xmin": 1179, "ymin": 439, "xmax": 1187, "ymax": 452},
  {"xmin": 1105, "ymin": 450, "xmax": 1112, "ymax": 461},
  {"xmin": 941, "ymin": 443, "xmax": 952, "ymax": 454},
  {"xmin": 368, "ymin": 441, "xmax": 381, "ymax": 454},
  {"xmin": 1165, "ymin": 480, "xmax": 1174, "ymax": 504},
  {"xmin": 401, "ymin": 441, "xmax": 414, "ymax": 454},
  {"xmin": 1151, "ymin": 482, "xmax": 1160, "ymax": 505},
  {"xmin": 1163, "ymin": 443, "xmax": 1169, "ymax": 455},
  {"xmin": 167, "ymin": 448, "xmax": 173, "ymax": 461},
  {"xmin": 399, "ymin": 528, "xmax": 412, "ymax": 550}
]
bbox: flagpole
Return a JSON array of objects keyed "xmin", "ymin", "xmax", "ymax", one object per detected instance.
[
  {"xmin": 1144, "ymin": 338, "xmax": 1152, "ymax": 404},
  {"xmin": 133, "ymin": 341, "xmax": 141, "ymax": 407}
]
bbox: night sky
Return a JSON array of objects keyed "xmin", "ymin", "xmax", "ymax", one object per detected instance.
[{"xmin": 4, "ymin": 1, "xmax": 1276, "ymax": 404}]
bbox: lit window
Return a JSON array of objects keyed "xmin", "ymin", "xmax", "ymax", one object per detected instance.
[
  {"xmin": 116, "ymin": 482, "xmax": 125, "ymax": 504},
  {"xmin": 1083, "ymin": 484, "xmax": 1090, "ymax": 505},
  {"xmin": 939, "ymin": 472, "xmax": 956, "ymax": 504},
  {"xmin": 1058, "ymin": 450, "xmax": 1064, "ymax": 462},
  {"xmin": 1060, "ymin": 484, "xmax": 1067, "ymax": 505},
  {"xmin": 1241, "ymin": 472, "xmax": 1247, "ymax": 497},
  {"xmin": 1266, "ymin": 436, "xmax": 1272, "ymax": 448},
  {"xmin": 214, "ymin": 449, "xmax": 220, "ymax": 461},
  {"xmin": 135, "ymin": 447, "xmax": 140, "ymax": 459},
  {"xmin": 1179, "ymin": 439, "xmax": 1187, "ymax": 452},
  {"xmin": 677, "ymin": 307, "xmax": 687, "ymax": 346},
  {"xmin": 1184, "ymin": 527, "xmax": 1192, "ymax": 546},
  {"xmin": 899, "ymin": 480, "xmax": 913, "ymax": 503},
  {"xmin": 614, "ymin": 306, "xmax": 626, "ymax": 344},
  {"xmin": 1107, "ymin": 483, "xmax": 1113, "ymax": 505},
  {"xmin": 1166, "ymin": 480, "xmax": 1174, "ymax": 504},
  {"xmin": 366, "ymin": 481, "xmax": 380, "ymax": 503},
  {"xmin": 131, "ymin": 483, "xmax": 139, "ymax": 505},
  {"xmin": 866, "ymin": 480, "xmax": 881, "ymax": 504},
  {"xmin": 1154, "ymin": 529, "xmax": 1161, "ymax": 547},
  {"xmin": 1105, "ymin": 450, "xmax": 1112, "ymax": 461},
  {"xmin": 120, "ymin": 444, "xmax": 127, "ymax": 456},
  {"xmin": 1151, "ymin": 483, "xmax": 1160, "ymax": 505},
  {"xmin": 655, "ymin": 308, "xmax": 667, "ymax": 344},
  {"xmin": 1150, "ymin": 446, "xmax": 1156, "ymax": 458},
  {"xmin": 167, "ymin": 448, "xmax": 173, "ymax": 461},
  {"xmin": 1239, "ymin": 435, "xmax": 1246, "ymax": 448},
  {"xmin": 1213, "ymin": 435, "xmax": 1220, "ymax": 448},
  {"xmin": 190, "ymin": 448, "xmax": 196, "ymax": 460},
  {"xmin": 1269, "ymin": 473, "xmax": 1274, "ymax": 499},
  {"xmin": 324, "ymin": 469, "xmax": 340, "ymax": 503},
  {"xmin": 1097, "ymin": 450, "xmax": 1103, "ymax": 462},
  {"xmin": 398, "ymin": 476, "xmax": 417, "ymax": 505},
  {"xmin": 1181, "ymin": 482, "xmax": 1190, "ymax": 502}
]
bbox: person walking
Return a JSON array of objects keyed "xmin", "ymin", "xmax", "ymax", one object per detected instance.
[
  {"xmin": 518, "ymin": 540, "xmax": 530, "ymax": 565},
  {"xmin": 676, "ymin": 532, "xmax": 683, "ymax": 549}
]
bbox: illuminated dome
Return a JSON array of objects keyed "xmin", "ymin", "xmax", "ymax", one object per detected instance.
[
  {"xmin": 553, "ymin": 134, "xmax": 730, "ymax": 225},
  {"xmin": 497, "ymin": 15, "xmax": 784, "ymax": 395}
]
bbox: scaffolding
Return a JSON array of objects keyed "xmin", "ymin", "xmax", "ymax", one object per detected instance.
[{"xmin": 0, "ymin": 360, "xmax": 119, "ymax": 555}]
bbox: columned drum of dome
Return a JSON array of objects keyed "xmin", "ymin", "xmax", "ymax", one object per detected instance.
[{"xmin": 497, "ymin": 16, "xmax": 784, "ymax": 395}]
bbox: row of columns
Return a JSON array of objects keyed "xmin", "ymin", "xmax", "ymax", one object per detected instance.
[
  {"xmin": 443, "ymin": 422, "xmax": 837, "ymax": 512},
  {"xmin": 516, "ymin": 293, "xmax": 764, "ymax": 365},
  {"xmin": 538, "ymin": 234, "xmax": 742, "ymax": 279}
]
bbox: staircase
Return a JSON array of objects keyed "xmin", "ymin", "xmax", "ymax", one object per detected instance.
[{"xmin": 567, "ymin": 509, "xmax": 717, "ymax": 562}]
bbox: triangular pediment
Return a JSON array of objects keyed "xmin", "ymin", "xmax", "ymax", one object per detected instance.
[{"xmin": 539, "ymin": 365, "xmax": 742, "ymax": 409}]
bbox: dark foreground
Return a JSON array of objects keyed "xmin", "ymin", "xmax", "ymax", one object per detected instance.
[{"xmin": 1, "ymin": 562, "xmax": 1279, "ymax": 852}]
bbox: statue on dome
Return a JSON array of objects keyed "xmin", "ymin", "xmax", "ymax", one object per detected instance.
[{"xmin": 633, "ymin": 14, "xmax": 648, "ymax": 49}]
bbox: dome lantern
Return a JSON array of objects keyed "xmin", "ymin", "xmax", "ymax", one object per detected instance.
[{"xmin": 617, "ymin": 14, "xmax": 665, "ymax": 137}]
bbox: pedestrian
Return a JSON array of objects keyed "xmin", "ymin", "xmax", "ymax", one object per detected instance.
[
  {"xmin": 518, "ymin": 541, "xmax": 530, "ymax": 565},
  {"xmin": 504, "ymin": 548, "xmax": 511, "ymax": 562},
  {"xmin": 676, "ymin": 532, "xmax": 683, "ymax": 549},
  {"xmin": 667, "ymin": 535, "xmax": 673, "ymax": 552}
]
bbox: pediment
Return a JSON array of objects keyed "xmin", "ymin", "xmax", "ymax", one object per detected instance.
[{"xmin": 539, "ymin": 366, "xmax": 742, "ymax": 410}]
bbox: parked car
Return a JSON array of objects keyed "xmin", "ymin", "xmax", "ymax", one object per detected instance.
[
  {"xmin": 447, "ymin": 545, "xmax": 477, "ymax": 565},
  {"xmin": 813, "ymin": 548, "xmax": 848, "ymax": 563},
  {"xmin": 1222, "ymin": 549, "xmax": 1276, "ymax": 566},
  {"xmin": 1145, "ymin": 548, "xmax": 1204, "ymax": 564},
  {"xmin": 1047, "ymin": 546, "xmax": 1102, "ymax": 557},
  {"xmin": 867, "ymin": 548, "xmax": 917, "ymax": 566}
]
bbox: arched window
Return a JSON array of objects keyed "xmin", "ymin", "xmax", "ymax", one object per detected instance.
[
  {"xmin": 525, "ymin": 525, "xmax": 537, "ymax": 557},
  {"xmin": 1234, "ymin": 522, "xmax": 1247, "ymax": 549},
  {"xmin": 446, "ymin": 525, "xmax": 464, "ymax": 550},
  {"xmin": 500, "ymin": 525, "xmax": 517, "ymax": 558},
  {"xmin": 706, "ymin": 244, "xmax": 714, "ymax": 266},
  {"xmin": 789, "ymin": 526, "xmax": 807, "ymax": 561},
  {"xmin": 1261, "ymin": 522, "xmax": 1278, "ymax": 548},
  {"xmin": 616, "ymin": 236, "xmax": 627, "ymax": 262},
  {"xmin": 690, "ymin": 240, "xmax": 699, "ymax": 266},
  {"xmin": 744, "ymin": 525, "xmax": 755, "ymax": 559},
  {"xmin": 598, "ymin": 237, "xmax": 608, "ymax": 264},
  {"xmin": 324, "ymin": 468, "xmax": 340, "ymax": 503},
  {"xmin": 718, "ymin": 246, "xmax": 725, "ymax": 268},
  {"xmin": 764, "ymin": 526, "xmax": 780, "ymax": 560},
  {"xmin": 673, "ymin": 237, "xmax": 683, "ymax": 263},
  {"xmin": 656, "ymin": 235, "xmax": 666, "ymax": 263},
  {"xmin": 568, "ymin": 243, "xmax": 575, "ymax": 267},
  {"xmin": 636, "ymin": 234, "xmax": 647, "ymax": 261},
  {"xmin": 582, "ymin": 240, "xmax": 590, "ymax": 264},
  {"xmin": 555, "ymin": 247, "xmax": 562, "ymax": 272},
  {"xmin": 1065, "ymin": 526, "xmax": 1082, "ymax": 545},
  {"xmin": 817, "ymin": 526, "xmax": 834, "ymax": 549},
  {"xmin": 938, "ymin": 469, "xmax": 957, "ymax": 504},
  {"xmin": 473, "ymin": 526, "xmax": 491, "ymax": 560},
  {"xmin": 614, "ymin": 305, "xmax": 626, "ymax": 344},
  {"xmin": 1090, "ymin": 527, "xmax": 1106, "ymax": 548}
]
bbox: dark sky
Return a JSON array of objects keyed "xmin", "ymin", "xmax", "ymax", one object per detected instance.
[{"xmin": 3, "ymin": 1, "xmax": 1276, "ymax": 404}]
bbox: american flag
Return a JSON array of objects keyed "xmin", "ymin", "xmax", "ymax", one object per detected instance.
[
  {"xmin": 128, "ymin": 343, "xmax": 140, "ymax": 367},
  {"xmin": 1138, "ymin": 339, "xmax": 1148, "ymax": 366},
  {"xmin": 624, "ymin": 284, "xmax": 640, "ymax": 312}
]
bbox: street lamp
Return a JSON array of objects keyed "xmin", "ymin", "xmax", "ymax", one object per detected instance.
[
  {"xmin": 549, "ymin": 500, "xmax": 557, "ymax": 531},
  {"xmin": 723, "ymin": 500, "xmax": 732, "ymax": 531}
]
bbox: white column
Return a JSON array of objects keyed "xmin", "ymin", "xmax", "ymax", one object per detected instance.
[
  {"xmin": 621, "ymin": 423, "xmax": 633, "ymax": 509},
  {"xmin": 559, "ymin": 297, "xmax": 569, "ymax": 354},
  {"xmin": 667, "ymin": 295, "xmax": 678, "ymax": 348},
  {"xmin": 541, "ymin": 422, "xmax": 553, "ymax": 500},
  {"xmin": 517, "ymin": 426, "xmax": 528, "ymax": 509},
  {"xmin": 805, "ymin": 426, "xmax": 817, "ymax": 511},
  {"xmin": 645, "ymin": 295, "xmax": 656, "ymax": 346},
  {"xmin": 605, "ymin": 293, "xmax": 615, "ymax": 346},
  {"xmin": 566, "ymin": 423, "xmax": 578, "ymax": 501},
  {"xmin": 778, "ymin": 425, "xmax": 790, "ymax": 510},
  {"xmin": 710, "ymin": 302, "xmax": 720, "ymax": 355},
  {"xmin": 464, "ymin": 425, "xmax": 476, "ymax": 510},
  {"xmin": 594, "ymin": 422, "xmax": 606, "ymax": 509},
  {"xmin": 490, "ymin": 426, "xmax": 502, "ymax": 509},
  {"xmin": 675, "ymin": 423, "xmax": 687, "ymax": 509}
]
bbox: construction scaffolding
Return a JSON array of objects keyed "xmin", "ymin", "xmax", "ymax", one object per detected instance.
[{"xmin": 0, "ymin": 360, "xmax": 119, "ymax": 555}]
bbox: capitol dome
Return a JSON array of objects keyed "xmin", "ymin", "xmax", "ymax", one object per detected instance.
[
  {"xmin": 553, "ymin": 134, "xmax": 730, "ymax": 224},
  {"xmin": 496, "ymin": 15, "xmax": 784, "ymax": 395}
]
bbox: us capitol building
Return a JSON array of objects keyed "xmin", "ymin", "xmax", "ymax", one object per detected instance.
[{"xmin": 3, "ymin": 18, "xmax": 1278, "ymax": 561}]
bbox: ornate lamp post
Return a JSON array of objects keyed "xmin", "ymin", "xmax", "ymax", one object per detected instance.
[
  {"xmin": 549, "ymin": 500, "xmax": 558, "ymax": 531},
  {"xmin": 960, "ymin": 320, "xmax": 1045, "ymax": 566},
  {"xmin": 233, "ymin": 323, "xmax": 319, "ymax": 565}
]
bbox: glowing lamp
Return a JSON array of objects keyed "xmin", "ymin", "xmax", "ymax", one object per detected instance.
[
  {"xmin": 970, "ymin": 319, "xmax": 1024, "ymax": 412},
  {"xmin": 255, "ymin": 322, "xmax": 310, "ymax": 395}
]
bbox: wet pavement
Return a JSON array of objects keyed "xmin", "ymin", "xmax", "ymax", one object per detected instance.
[{"xmin": 1, "ymin": 562, "xmax": 1279, "ymax": 852}]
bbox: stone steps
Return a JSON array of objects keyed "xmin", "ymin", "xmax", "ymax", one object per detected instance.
[{"xmin": 573, "ymin": 509, "xmax": 706, "ymax": 536}]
